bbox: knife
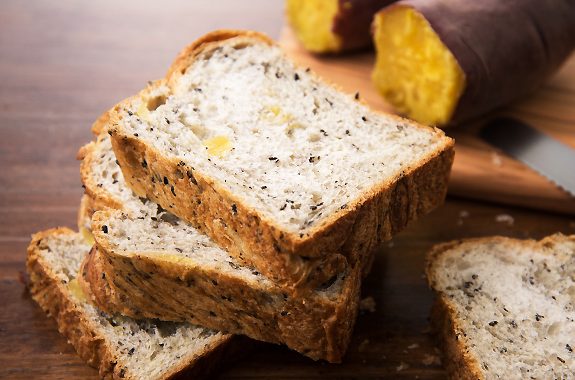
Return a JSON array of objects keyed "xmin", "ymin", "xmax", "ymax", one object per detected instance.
[{"xmin": 480, "ymin": 117, "xmax": 575, "ymax": 197}]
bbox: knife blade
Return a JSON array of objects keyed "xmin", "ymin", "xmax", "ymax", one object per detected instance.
[{"xmin": 480, "ymin": 117, "xmax": 575, "ymax": 197}]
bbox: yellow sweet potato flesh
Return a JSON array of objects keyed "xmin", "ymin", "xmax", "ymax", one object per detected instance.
[
  {"xmin": 372, "ymin": 6, "xmax": 466, "ymax": 126},
  {"xmin": 287, "ymin": 0, "xmax": 341, "ymax": 53}
]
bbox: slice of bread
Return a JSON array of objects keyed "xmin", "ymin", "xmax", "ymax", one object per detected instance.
[
  {"xmin": 426, "ymin": 234, "xmax": 575, "ymax": 379},
  {"xmin": 27, "ymin": 227, "xmax": 234, "ymax": 380},
  {"xmin": 79, "ymin": 133, "xmax": 361, "ymax": 362},
  {"xmin": 107, "ymin": 30, "xmax": 455, "ymax": 288}
]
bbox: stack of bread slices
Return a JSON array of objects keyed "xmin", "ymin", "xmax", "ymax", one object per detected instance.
[{"xmin": 27, "ymin": 30, "xmax": 455, "ymax": 379}]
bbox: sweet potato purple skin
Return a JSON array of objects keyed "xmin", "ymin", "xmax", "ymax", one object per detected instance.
[
  {"xmin": 397, "ymin": 0, "xmax": 575, "ymax": 124},
  {"xmin": 332, "ymin": 0, "xmax": 397, "ymax": 52}
]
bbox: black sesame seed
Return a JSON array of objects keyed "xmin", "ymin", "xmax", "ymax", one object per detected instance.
[
  {"xmin": 535, "ymin": 313, "xmax": 544, "ymax": 321},
  {"xmin": 128, "ymin": 347, "xmax": 135, "ymax": 355},
  {"xmin": 165, "ymin": 117, "xmax": 170, "ymax": 124},
  {"xmin": 261, "ymin": 186, "xmax": 267, "ymax": 189},
  {"xmin": 101, "ymin": 225, "xmax": 108, "ymax": 234},
  {"xmin": 557, "ymin": 356, "xmax": 566, "ymax": 364},
  {"xmin": 280, "ymin": 203, "xmax": 287, "ymax": 211},
  {"xmin": 133, "ymin": 133, "xmax": 138, "ymax": 137},
  {"xmin": 175, "ymin": 247, "xmax": 183, "ymax": 253},
  {"xmin": 211, "ymin": 279, "xmax": 218, "ymax": 286},
  {"xmin": 488, "ymin": 321, "xmax": 498, "ymax": 327},
  {"xmin": 567, "ymin": 344, "xmax": 573, "ymax": 352},
  {"xmin": 141, "ymin": 159, "xmax": 147, "ymax": 168},
  {"xmin": 294, "ymin": 73, "xmax": 300, "ymax": 81},
  {"xmin": 268, "ymin": 156, "xmax": 278, "ymax": 161},
  {"xmin": 163, "ymin": 176, "xmax": 169, "ymax": 185},
  {"xmin": 171, "ymin": 185, "xmax": 176, "ymax": 196},
  {"xmin": 231, "ymin": 204, "xmax": 237, "ymax": 215},
  {"xmin": 354, "ymin": 92, "xmax": 360, "ymax": 100},
  {"xmin": 127, "ymin": 110, "xmax": 133, "ymax": 116},
  {"xmin": 361, "ymin": 116, "xmax": 367, "ymax": 122}
]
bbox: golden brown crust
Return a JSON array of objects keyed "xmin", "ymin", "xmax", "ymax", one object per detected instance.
[
  {"xmin": 27, "ymin": 228, "xmax": 122, "ymax": 379},
  {"xmin": 430, "ymin": 297, "xmax": 485, "ymax": 380},
  {"xmin": 85, "ymin": 211, "xmax": 361, "ymax": 362},
  {"xmin": 107, "ymin": 30, "xmax": 454, "ymax": 289},
  {"xmin": 77, "ymin": 194, "xmax": 95, "ymax": 230},
  {"xmin": 78, "ymin": 137, "xmax": 125, "ymax": 213},
  {"xmin": 91, "ymin": 110, "xmax": 112, "ymax": 136},
  {"xmin": 27, "ymin": 228, "xmax": 234, "ymax": 380}
]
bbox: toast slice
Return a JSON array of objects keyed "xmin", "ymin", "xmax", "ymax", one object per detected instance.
[
  {"xmin": 107, "ymin": 29, "xmax": 455, "ymax": 289},
  {"xmin": 78, "ymin": 133, "xmax": 361, "ymax": 362},
  {"xmin": 27, "ymin": 227, "xmax": 234, "ymax": 380},
  {"xmin": 426, "ymin": 234, "xmax": 575, "ymax": 379}
]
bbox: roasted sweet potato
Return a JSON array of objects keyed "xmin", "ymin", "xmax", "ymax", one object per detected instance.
[
  {"xmin": 372, "ymin": 0, "xmax": 575, "ymax": 126},
  {"xmin": 287, "ymin": 0, "xmax": 395, "ymax": 53}
]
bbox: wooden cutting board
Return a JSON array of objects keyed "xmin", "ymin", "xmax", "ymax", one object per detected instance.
[{"xmin": 280, "ymin": 27, "xmax": 575, "ymax": 215}]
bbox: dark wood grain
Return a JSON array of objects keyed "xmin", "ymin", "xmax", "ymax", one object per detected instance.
[{"xmin": 1, "ymin": 1, "xmax": 574, "ymax": 379}]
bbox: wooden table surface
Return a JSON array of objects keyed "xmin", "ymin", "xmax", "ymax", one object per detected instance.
[{"xmin": 1, "ymin": 1, "xmax": 574, "ymax": 379}]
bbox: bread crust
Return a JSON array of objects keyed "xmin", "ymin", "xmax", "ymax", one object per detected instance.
[
  {"xmin": 27, "ymin": 228, "xmax": 234, "ymax": 380},
  {"xmin": 425, "ymin": 234, "xmax": 575, "ymax": 380},
  {"xmin": 78, "ymin": 132, "xmax": 361, "ymax": 362},
  {"xmin": 84, "ymin": 210, "xmax": 362, "ymax": 363},
  {"xmin": 107, "ymin": 29, "xmax": 454, "ymax": 289}
]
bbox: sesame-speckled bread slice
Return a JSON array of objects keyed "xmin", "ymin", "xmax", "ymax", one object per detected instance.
[
  {"xmin": 26, "ymin": 228, "xmax": 235, "ymax": 380},
  {"xmin": 426, "ymin": 234, "xmax": 575, "ymax": 379},
  {"xmin": 78, "ymin": 133, "xmax": 360, "ymax": 362},
  {"xmin": 85, "ymin": 209, "xmax": 361, "ymax": 362},
  {"xmin": 107, "ymin": 29, "xmax": 455, "ymax": 289}
]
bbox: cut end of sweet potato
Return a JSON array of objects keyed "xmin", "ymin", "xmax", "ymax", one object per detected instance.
[
  {"xmin": 287, "ymin": 0, "xmax": 341, "ymax": 53},
  {"xmin": 372, "ymin": 6, "xmax": 466, "ymax": 126}
]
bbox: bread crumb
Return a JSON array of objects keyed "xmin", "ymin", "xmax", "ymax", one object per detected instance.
[
  {"xmin": 396, "ymin": 362, "xmax": 409, "ymax": 372},
  {"xmin": 358, "ymin": 338, "xmax": 370, "ymax": 352},
  {"xmin": 359, "ymin": 296, "xmax": 376, "ymax": 313},
  {"xmin": 495, "ymin": 214, "xmax": 514, "ymax": 225},
  {"xmin": 407, "ymin": 343, "xmax": 419, "ymax": 350},
  {"xmin": 491, "ymin": 151, "xmax": 503, "ymax": 167},
  {"xmin": 422, "ymin": 353, "xmax": 441, "ymax": 366},
  {"xmin": 457, "ymin": 210, "xmax": 469, "ymax": 226}
]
